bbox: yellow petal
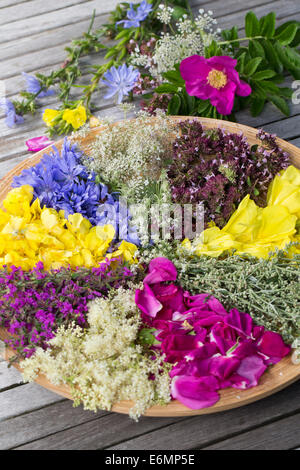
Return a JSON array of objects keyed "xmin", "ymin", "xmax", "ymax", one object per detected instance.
[
  {"xmin": 43, "ymin": 109, "xmax": 60, "ymax": 127},
  {"xmin": 256, "ymin": 205, "xmax": 297, "ymax": 242},
  {"xmin": 222, "ymin": 195, "xmax": 259, "ymax": 243}
]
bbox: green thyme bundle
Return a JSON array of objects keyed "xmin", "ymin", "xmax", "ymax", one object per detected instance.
[
  {"xmin": 176, "ymin": 251, "xmax": 300, "ymax": 344},
  {"xmin": 141, "ymin": 244, "xmax": 300, "ymax": 344}
]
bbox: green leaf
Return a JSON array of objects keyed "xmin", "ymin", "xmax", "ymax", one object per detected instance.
[
  {"xmin": 237, "ymin": 52, "xmax": 247, "ymax": 74},
  {"xmin": 244, "ymin": 57, "xmax": 263, "ymax": 76},
  {"xmin": 155, "ymin": 83, "xmax": 180, "ymax": 94},
  {"xmin": 259, "ymin": 12, "xmax": 276, "ymax": 38},
  {"xmin": 262, "ymin": 39, "xmax": 283, "ymax": 73},
  {"xmin": 269, "ymin": 95, "xmax": 290, "ymax": 116},
  {"xmin": 245, "ymin": 11, "xmax": 260, "ymax": 37},
  {"xmin": 274, "ymin": 43, "xmax": 300, "ymax": 79},
  {"xmin": 252, "ymin": 69, "xmax": 277, "ymax": 80},
  {"xmin": 250, "ymin": 98, "xmax": 265, "ymax": 116},
  {"xmin": 275, "ymin": 23, "xmax": 298, "ymax": 45},
  {"xmin": 138, "ymin": 328, "xmax": 159, "ymax": 346},
  {"xmin": 168, "ymin": 94, "xmax": 181, "ymax": 115},
  {"xmin": 249, "ymin": 39, "xmax": 265, "ymax": 58},
  {"xmin": 278, "ymin": 87, "xmax": 293, "ymax": 98},
  {"xmin": 172, "ymin": 6, "xmax": 188, "ymax": 20},
  {"xmin": 197, "ymin": 99, "xmax": 211, "ymax": 114},
  {"xmin": 258, "ymin": 80, "xmax": 280, "ymax": 94},
  {"xmin": 163, "ymin": 69, "xmax": 184, "ymax": 85},
  {"xmin": 184, "ymin": 91, "xmax": 196, "ymax": 114},
  {"xmin": 275, "ymin": 21, "xmax": 300, "ymax": 47}
]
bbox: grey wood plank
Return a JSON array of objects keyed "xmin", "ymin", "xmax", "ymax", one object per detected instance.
[
  {"xmin": 204, "ymin": 413, "xmax": 300, "ymax": 450},
  {"xmin": 216, "ymin": 0, "xmax": 300, "ymax": 31},
  {"xmin": 290, "ymin": 137, "xmax": 300, "ymax": 148},
  {"xmin": 262, "ymin": 115, "xmax": 300, "ymax": 140},
  {"xmin": 0, "ymin": 13, "xmax": 111, "ymax": 63},
  {"xmin": 0, "ymin": 0, "xmax": 28, "ymax": 8},
  {"xmin": 0, "ymin": 0, "xmax": 272, "ymax": 63},
  {"xmin": 0, "ymin": 0, "xmax": 293, "ymax": 75},
  {"xmin": 107, "ymin": 381, "xmax": 300, "ymax": 450},
  {"xmin": 0, "ymin": 0, "xmax": 138, "ymax": 43},
  {"xmin": 15, "ymin": 412, "xmax": 183, "ymax": 450},
  {"xmin": 0, "ymin": 383, "xmax": 64, "ymax": 422},
  {"xmin": 0, "ymin": 400, "xmax": 107, "ymax": 450},
  {"xmin": 0, "ymin": 0, "xmax": 91, "ymax": 26},
  {"xmin": 0, "ymin": 362, "xmax": 23, "ymax": 391}
]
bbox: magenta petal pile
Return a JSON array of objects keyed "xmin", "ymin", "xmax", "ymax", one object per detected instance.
[{"xmin": 135, "ymin": 257, "xmax": 290, "ymax": 410}]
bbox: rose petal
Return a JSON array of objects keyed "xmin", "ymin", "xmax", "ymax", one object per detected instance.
[
  {"xmin": 135, "ymin": 284, "xmax": 162, "ymax": 318},
  {"xmin": 171, "ymin": 375, "xmax": 220, "ymax": 409},
  {"xmin": 143, "ymin": 257, "xmax": 177, "ymax": 284},
  {"xmin": 257, "ymin": 331, "xmax": 291, "ymax": 364}
]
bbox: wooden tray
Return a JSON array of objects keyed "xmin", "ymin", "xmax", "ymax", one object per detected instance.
[{"xmin": 0, "ymin": 116, "xmax": 300, "ymax": 417}]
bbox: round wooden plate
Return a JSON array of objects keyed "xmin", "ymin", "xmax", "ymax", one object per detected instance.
[{"xmin": 0, "ymin": 116, "xmax": 300, "ymax": 417}]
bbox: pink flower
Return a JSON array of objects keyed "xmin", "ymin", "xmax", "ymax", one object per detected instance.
[
  {"xmin": 26, "ymin": 136, "xmax": 54, "ymax": 152},
  {"xmin": 180, "ymin": 55, "xmax": 251, "ymax": 115}
]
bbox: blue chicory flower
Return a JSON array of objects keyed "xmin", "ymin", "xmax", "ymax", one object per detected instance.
[
  {"xmin": 22, "ymin": 72, "xmax": 55, "ymax": 97},
  {"xmin": 101, "ymin": 64, "xmax": 139, "ymax": 104},
  {"xmin": 0, "ymin": 98, "xmax": 24, "ymax": 128},
  {"xmin": 117, "ymin": 1, "xmax": 153, "ymax": 28},
  {"xmin": 12, "ymin": 138, "xmax": 140, "ymax": 244}
]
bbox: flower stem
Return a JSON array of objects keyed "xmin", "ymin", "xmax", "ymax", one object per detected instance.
[{"xmin": 218, "ymin": 35, "xmax": 264, "ymax": 45}]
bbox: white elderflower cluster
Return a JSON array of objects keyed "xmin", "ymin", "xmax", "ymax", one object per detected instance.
[
  {"xmin": 84, "ymin": 112, "xmax": 175, "ymax": 203},
  {"xmin": 194, "ymin": 9, "xmax": 218, "ymax": 33},
  {"xmin": 157, "ymin": 4, "xmax": 174, "ymax": 25},
  {"xmin": 149, "ymin": 10, "xmax": 218, "ymax": 78},
  {"xmin": 22, "ymin": 288, "xmax": 171, "ymax": 420}
]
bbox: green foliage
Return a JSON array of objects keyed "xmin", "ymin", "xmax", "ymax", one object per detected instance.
[
  {"xmin": 155, "ymin": 10, "xmax": 300, "ymax": 119},
  {"xmin": 222, "ymin": 11, "xmax": 300, "ymax": 116},
  {"xmin": 11, "ymin": 1, "xmax": 191, "ymax": 135}
]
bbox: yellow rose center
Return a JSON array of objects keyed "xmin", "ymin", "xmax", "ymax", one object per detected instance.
[{"xmin": 207, "ymin": 69, "xmax": 227, "ymax": 90}]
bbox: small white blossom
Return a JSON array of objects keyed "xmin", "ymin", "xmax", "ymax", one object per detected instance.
[{"xmin": 157, "ymin": 4, "xmax": 174, "ymax": 25}]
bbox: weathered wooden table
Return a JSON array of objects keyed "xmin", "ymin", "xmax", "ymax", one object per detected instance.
[{"xmin": 0, "ymin": 0, "xmax": 299, "ymax": 451}]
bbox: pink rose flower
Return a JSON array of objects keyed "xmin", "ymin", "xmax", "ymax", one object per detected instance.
[
  {"xmin": 26, "ymin": 136, "xmax": 54, "ymax": 152},
  {"xmin": 180, "ymin": 55, "xmax": 251, "ymax": 115}
]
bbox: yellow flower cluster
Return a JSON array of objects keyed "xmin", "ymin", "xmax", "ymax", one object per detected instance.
[
  {"xmin": 43, "ymin": 105, "xmax": 87, "ymax": 130},
  {"xmin": 0, "ymin": 185, "xmax": 137, "ymax": 270},
  {"xmin": 183, "ymin": 165, "xmax": 300, "ymax": 259}
]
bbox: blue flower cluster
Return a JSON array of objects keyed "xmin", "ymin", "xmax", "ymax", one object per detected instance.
[
  {"xmin": 101, "ymin": 64, "xmax": 139, "ymax": 104},
  {"xmin": 13, "ymin": 138, "xmax": 140, "ymax": 245},
  {"xmin": 22, "ymin": 73, "xmax": 55, "ymax": 98},
  {"xmin": 117, "ymin": 1, "xmax": 153, "ymax": 29},
  {"xmin": 0, "ymin": 99, "xmax": 24, "ymax": 128}
]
